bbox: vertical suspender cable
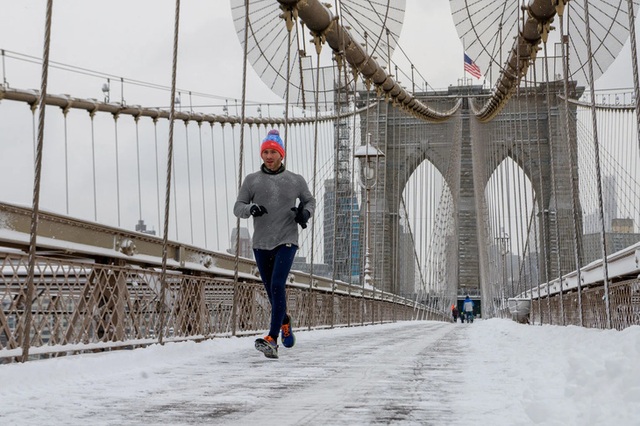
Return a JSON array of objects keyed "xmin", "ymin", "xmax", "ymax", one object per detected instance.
[
  {"xmin": 534, "ymin": 58, "xmax": 551, "ymax": 325},
  {"xmin": 135, "ymin": 115, "xmax": 143, "ymax": 222},
  {"xmin": 348, "ymin": 69, "xmax": 359, "ymax": 327},
  {"xmin": 222, "ymin": 127, "xmax": 231, "ymax": 245},
  {"xmin": 114, "ymin": 114, "xmax": 121, "ymax": 227},
  {"xmin": 172, "ymin": 138, "xmax": 179, "ymax": 240},
  {"xmin": 1, "ymin": 49, "xmax": 6, "ymax": 87},
  {"xmin": 330, "ymin": 56, "xmax": 340, "ymax": 329},
  {"xmin": 198, "ymin": 123, "xmax": 208, "ymax": 247},
  {"xmin": 522, "ymin": 71, "xmax": 540, "ymax": 323},
  {"xmin": 580, "ymin": 2, "xmax": 612, "ymax": 328},
  {"xmin": 210, "ymin": 123, "xmax": 220, "ymax": 250},
  {"xmin": 153, "ymin": 118, "xmax": 162, "ymax": 235},
  {"xmin": 184, "ymin": 121, "xmax": 194, "ymax": 243},
  {"xmin": 22, "ymin": 0, "xmax": 53, "ymax": 362},
  {"xmin": 370, "ymin": 94, "xmax": 381, "ymax": 323},
  {"xmin": 558, "ymin": 10, "xmax": 582, "ymax": 326},
  {"xmin": 542, "ymin": 41, "xmax": 563, "ymax": 325},
  {"xmin": 90, "ymin": 109, "xmax": 99, "ymax": 221},
  {"xmin": 330, "ymin": 0, "xmax": 345, "ymax": 326},
  {"xmin": 532, "ymin": 64, "xmax": 552, "ymax": 325},
  {"xmin": 231, "ymin": 0, "xmax": 250, "ymax": 337},
  {"xmin": 158, "ymin": 0, "xmax": 181, "ymax": 345},
  {"xmin": 306, "ymin": 34, "xmax": 323, "ymax": 329},
  {"xmin": 63, "ymin": 108, "xmax": 70, "ymax": 214}
]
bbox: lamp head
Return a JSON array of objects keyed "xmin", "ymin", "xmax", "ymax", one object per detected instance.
[{"xmin": 354, "ymin": 143, "xmax": 384, "ymax": 176}]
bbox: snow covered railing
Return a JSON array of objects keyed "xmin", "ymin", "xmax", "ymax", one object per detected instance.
[
  {"xmin": 510, "ymin": 243, "xmax": 640, "ymax": 329},
  {"xmin": 520, "ymin": 242, "xmax": 640, "ymax": 299}
]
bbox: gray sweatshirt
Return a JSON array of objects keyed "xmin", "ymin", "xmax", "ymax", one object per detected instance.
[{"xmin": 233, "ymin": 165, "xmax": 316, "ymax": 250}]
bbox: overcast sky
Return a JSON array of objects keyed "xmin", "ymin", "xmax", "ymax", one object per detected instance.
[{"xmin": 0, "ymin": 1, "xmax": 495, "ymax": 102}]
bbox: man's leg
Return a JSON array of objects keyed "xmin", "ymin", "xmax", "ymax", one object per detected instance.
[
  {"xmin": 268, "ymin": 244, "xmax": 297, "ymax": 339},
  {"xmin": 254, "ymin": 248, "xmax": 275, "ymax": 304}
]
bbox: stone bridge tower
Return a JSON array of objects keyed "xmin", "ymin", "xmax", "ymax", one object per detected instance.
[{"xmin": 359, "ymin": 82, "xmax": 582, "ymax": 297}]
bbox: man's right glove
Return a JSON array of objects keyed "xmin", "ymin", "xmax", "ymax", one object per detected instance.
[
  {"xmin": 291, "ymin": 202, "xmax": 310, "ymax": 228},
  {"xmin": 250, "ymin": 204, "xmax": 268, "ymax": 217}
]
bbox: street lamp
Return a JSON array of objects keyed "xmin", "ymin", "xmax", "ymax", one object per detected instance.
[{"xmin": 354, "ymin": 135, "xmax": 385, "ymax": 299}]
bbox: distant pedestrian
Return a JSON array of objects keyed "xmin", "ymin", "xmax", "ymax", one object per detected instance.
[
  {"xmin": 233, "ymin": 129, "xmax": 316, "ymax": 359},
  {"xmin": 451, "ymin": 304, "xmax": 459, "ymax": 322},
  {"xmin": 462, "ymin": 295, "xmax": 474, "ymax": 323}
]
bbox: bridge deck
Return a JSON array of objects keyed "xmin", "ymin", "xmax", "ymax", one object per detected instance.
[{"xmin": 1, "ymin": 320, "xmax": 636, "ymax": 425}]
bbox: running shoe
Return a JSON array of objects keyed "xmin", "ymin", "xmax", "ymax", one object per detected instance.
[
  {"xmin": 255, "ymin": 335, "xmax": 278, "ymax": 359},
  {"xmin": 280, "ymin": 314, "xmax": 296, "ymax": 348}
]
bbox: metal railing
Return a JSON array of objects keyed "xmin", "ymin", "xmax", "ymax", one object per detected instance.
[{"xmin": 0, "ymin": 202, "xmax": 446, "ymax": 363}]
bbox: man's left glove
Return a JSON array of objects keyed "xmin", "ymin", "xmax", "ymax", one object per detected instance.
[
  {"xmin": 291, "ymin": 201, "xmax": 310, "ymax": 229},
  {"xmin": 250, "ymin": 204, "xmax": 268, "ymax": 217}
]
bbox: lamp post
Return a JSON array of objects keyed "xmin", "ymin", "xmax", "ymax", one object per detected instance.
[{"xmin": 354, "ymin": 135, "xmax": 385, "ymax": 323}]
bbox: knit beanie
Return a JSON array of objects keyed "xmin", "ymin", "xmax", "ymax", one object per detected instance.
[{"xmin": 260, "ymin": 129, "xmax": 285, "ymax": 158}]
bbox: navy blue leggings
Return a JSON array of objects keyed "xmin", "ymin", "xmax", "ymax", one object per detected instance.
[{"xmin": 253, "ymin": 244, "xmax": 297, "ymax": 341}]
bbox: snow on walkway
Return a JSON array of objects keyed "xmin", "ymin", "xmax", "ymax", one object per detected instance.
[{"xmin": 1, "ymin": 319, "xmax": 638, "ymax": 425}]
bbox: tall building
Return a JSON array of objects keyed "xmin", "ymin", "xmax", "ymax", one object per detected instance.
[
  {"xmin": 322, "ymin": 88, "xmax": 362, "ymax": 284},
  {"xmin": 583, "ymin": 175, "xmax": 618, "ymax": 233},
  {"xmin": 229, "ymin": 227, "xmax": 253, "ymax": 259},
  {"xmin": 323, "ymin": 178, "xmax": 361, "ymax": 283},
  {"xmin": 582, "ymin": 218, "xmax": 640, "ymax": 263},
  {"xmin": 135, "ymin": 219, "xmax": 156, "ymax": 235}
]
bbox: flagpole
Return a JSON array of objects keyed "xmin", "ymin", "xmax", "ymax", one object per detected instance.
[{"xmin": 462, "ymin": 38, "xmax": 467, "ymax": 82}]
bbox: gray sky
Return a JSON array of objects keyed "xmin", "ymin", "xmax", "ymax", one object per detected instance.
[
  {"xmin": 0, "ymin": 1, "xmax": 467, "ymax": 103},
  {"xmin": 0, "ymin": 1, "xmax": 635, "ymax": 104}
]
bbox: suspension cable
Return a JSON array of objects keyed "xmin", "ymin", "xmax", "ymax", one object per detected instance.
[
  {"xmin": 197, "ymin": 122, "xmax": 208, "ymax": 247},
  {"xmin": 541, "ymin": 40, "xmax": 563, "ymax": 325},
  {"xmin": 231, "ymin": 0, "xmax": 251, "ymax": 337},
  {"xmin": 113, "ymin": 113, "xmax": 121, "ymax": 227},
  {"xmin": 62, "ymin": 107, "xmax": 70, "ymax": 215},
  {"xmin": 579, "ymin": 1, "xmax": 612, "ymax": 328},
  {"xmin": 158, "ymin": 0, "xmax": 181, "ymax": 345},
  {"xmin": 531, "ymin": 63, "xmax": 550, "ymax": 325},
  {"xmin": 135, "ymin": 115, "xmax": 143, "ymax": 222},
  {"xmin": 184, "ymin": 121, "xmax": 194, "ymax": 243},
  {"xmin": 90, "ymin": 108, "xmax": 99, "ymax": 221},
  {"xmin": 153, "ymin": 118, "xmax": 162, "ymax": 238},
  {"xmin": 210, "ymin": 123, "xmax": 220, "ymax": 250},
  {"xmin": 22, "ymin": 0, "xmax": 53, "ymax": 363},
  {"xmin": 329, "ymin": 0, "xmax": 344, "ymax": 326},
  {"xmin": 306, "ymin": 24, "xmax": 323, "ymax": 329}
]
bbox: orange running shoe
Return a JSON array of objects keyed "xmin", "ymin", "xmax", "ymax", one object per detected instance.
[{"xmin": 280, "ymin": 314, "xmax": 296, "ymax": 348}]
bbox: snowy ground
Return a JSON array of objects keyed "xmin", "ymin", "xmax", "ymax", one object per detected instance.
[{"xmin": 1, "ymin": 319, "xmax": 639, "ymax": 425}]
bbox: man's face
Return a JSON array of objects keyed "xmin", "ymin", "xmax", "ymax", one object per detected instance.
[{"xmin": 261, "ymin": 148, "xmax": 283, "ymax": 171}]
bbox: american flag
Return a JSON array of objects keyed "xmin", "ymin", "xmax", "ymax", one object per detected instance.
[{"xmin": 464, "ymin": 53, "xmax": 482, "ymax": 79}]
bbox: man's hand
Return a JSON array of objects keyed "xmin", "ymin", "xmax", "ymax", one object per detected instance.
[
  {"xmin": 291, "ymin": 202, "xmax": 310, "ymax": 228},
  {"xmin": 250, "ymin": 205, "xmax": 268, "ymax": 217}
]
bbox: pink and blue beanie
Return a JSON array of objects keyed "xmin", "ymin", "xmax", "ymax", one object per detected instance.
[{"xmin": 260, "ymin": 129, "xmax": 285, "ymax": 158}]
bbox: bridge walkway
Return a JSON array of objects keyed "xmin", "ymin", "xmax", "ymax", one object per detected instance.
[{"xmin": 2, "ymin": 322, "xmax": 479, "ymax": 425}]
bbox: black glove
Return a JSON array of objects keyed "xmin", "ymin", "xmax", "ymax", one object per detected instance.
[
  {"xmin": 250, "ymin": 205, "xmax": 268, "ymax": 217},
  {"xmin": 291, "ymin": 202, "xmax": 310, "ymax": 228}
]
